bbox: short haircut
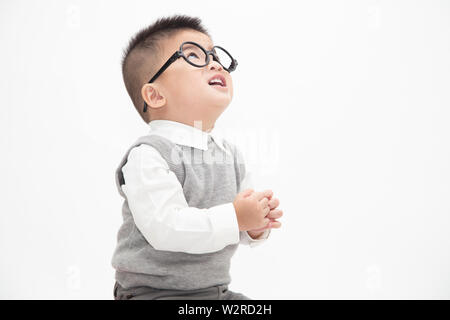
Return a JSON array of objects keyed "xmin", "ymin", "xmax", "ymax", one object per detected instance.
[{"xmin": 121, "ymin": 15, "xmax": 211, "ymax": 123}]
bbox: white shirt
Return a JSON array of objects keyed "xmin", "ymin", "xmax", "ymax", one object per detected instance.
[{"xmin": 121, "ymin": 120, "xmax": 270, "ymax": 254}]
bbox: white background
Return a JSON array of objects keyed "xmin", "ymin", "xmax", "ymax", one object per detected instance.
[{"xmin": 1, "ymin": 0, "xmax": 449, "ymax": 299}]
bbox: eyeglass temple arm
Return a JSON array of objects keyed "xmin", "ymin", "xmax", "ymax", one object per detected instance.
[{"xmin": 143, "ymin": 51, "xmax": 181, "ymax": 112}]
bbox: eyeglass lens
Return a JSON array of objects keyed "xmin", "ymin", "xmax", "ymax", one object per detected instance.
[{"xmin": 181, "ymin": 43, "xmax": 232, "ymax": 71}]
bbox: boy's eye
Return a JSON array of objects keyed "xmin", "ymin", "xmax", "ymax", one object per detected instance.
[{"xmin": 187, "ymin": 52, "xmax": 200, "ymax": 60}]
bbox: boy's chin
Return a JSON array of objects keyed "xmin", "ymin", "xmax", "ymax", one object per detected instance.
[
  {"xmin": 209, "ymin": 99, "xmax": 231, "ymax": 110},
  {"xmin": 207, "ymin": 93, "xmax": 232, "ymax": 106}
]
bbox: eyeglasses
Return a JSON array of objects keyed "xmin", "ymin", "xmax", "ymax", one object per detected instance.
[{"xmin": 143, "ymin": 41, "xmax": 238, "ymax": 112}]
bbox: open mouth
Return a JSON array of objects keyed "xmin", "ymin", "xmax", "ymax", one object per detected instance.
[{"xmin": 208, "ymin": 74, "xmax": 227, "ymax": 87}]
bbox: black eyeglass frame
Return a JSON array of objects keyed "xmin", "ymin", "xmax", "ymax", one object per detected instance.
[{"xmin": 143, "ymin": 41, "xmax": 238, "ymax": 112}]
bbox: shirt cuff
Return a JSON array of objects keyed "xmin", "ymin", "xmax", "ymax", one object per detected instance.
[
  {"xmin": 209, "ymin": 202, "xmax": 240, "ymax": 248},
  {"xmin": 240, "ymin": 229, "xmax": 271, "ymax": 247}
]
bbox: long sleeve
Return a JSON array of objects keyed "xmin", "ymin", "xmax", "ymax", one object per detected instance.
[
  {"xmin": 236, "ymin": 147, "xmax": 271, "ymax": 247},
  {"xmin": 121, "ymin": 144, "xmax": 240, "ymax": 254}
]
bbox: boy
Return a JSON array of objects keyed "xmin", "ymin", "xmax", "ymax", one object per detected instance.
[{"xmin": 111, "ymin": 15, "xmax": 283, "ymax": 300}]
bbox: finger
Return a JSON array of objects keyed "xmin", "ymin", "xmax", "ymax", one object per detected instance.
[
  {"xmin": 268, "ymin": 221, "xmax": 282, "ymax": 229},
  {"xmin": 255, "ymin": 218, "xmax": 278, "ymax": 231},
  {"xmin": 262, "ymin": 189, "xmax": 273, "ymax": 200},
  {"xmin": 268, "ymin": 198, "xmax": 280, "ymax": 210},
  {"xmin": 250, "ymin": 191, "xmax": 264, "ymax": 201},
  {"xmin": 266, "ymin": 209, "xmax": 283, "ymax": 219},
  {"xmin": 252, "ymin": 189, "xmax": 273, "ymax": 201},
  {"xmin": 260, "ymin": 197, "xmax": 269, "ymax": 208}
]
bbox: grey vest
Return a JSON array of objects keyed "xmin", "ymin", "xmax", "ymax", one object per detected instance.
[{"xmin": 111, "ymin": 133, "xmax": 245, "ymax": 290}]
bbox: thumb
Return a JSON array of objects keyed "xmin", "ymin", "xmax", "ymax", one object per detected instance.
[{"xmin": 241, "ymin": 188, "xmax": 254, "ymax": 198}]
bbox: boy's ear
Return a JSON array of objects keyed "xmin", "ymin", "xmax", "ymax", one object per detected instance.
[{"xmin": 141, "ymin": 83, "xmax": 166, "ymax": 109}]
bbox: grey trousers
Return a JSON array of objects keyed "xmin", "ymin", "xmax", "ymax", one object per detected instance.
[{"xmin": 114, "ymin": 281, "xmax": 252, "ymax": 300}]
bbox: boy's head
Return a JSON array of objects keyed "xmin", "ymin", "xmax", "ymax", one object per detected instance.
[{"xmin": 122, "ymin": 15, "xmax": 234, "ymax": 129}]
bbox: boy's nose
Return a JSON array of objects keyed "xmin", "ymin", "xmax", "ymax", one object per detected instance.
[{"xmin": 207, "ymin": 58, "xmax": 223, "ymax": 71}]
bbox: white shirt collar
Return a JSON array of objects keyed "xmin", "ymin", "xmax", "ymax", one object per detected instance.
[{"xmin": 148, "ymin": 120, "xmax": 231, "ymax": 156}]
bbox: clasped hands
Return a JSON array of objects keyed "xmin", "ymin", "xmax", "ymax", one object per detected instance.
[{"xmin": 233, "ymin": 189, "xmax": 283, "ymax": 240}]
